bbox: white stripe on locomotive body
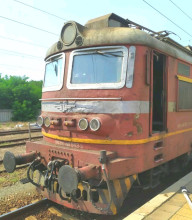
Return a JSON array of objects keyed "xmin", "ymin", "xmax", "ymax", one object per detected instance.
[{"xmin": 41, "ymin": 101, "xmax": 149, "ymax": 114}]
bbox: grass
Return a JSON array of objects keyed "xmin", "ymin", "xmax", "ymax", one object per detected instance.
[
  {"xmin": 0, "ymin": 167, "xmax": 28, "ymax": 188},
  {"xmin": 9, "ymin": 177, "xmax": 19, "ymax": 183},
  {"xmin": 0, "ymin": 142, "xmax": 12, "ymax": 147},
  {"xmin": 0, "ymin": 177, "xmax": 6, "ymax": 183},
  {"xmin": 5, "ymin": 172, "xmax": 21, "ymax": 183}
]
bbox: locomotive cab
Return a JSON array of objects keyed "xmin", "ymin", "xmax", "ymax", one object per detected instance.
[{"xmin": 4, "ymin": 13, "xmax": 192, "ymax": 215}]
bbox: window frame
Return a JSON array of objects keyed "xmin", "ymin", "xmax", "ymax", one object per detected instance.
[
  {"xmin": 177, "ymin": 75, "xmax": 192, "ymax": 112},
  {"xmin": 42, "ymin": 53, "xmax": 65, "ymax": 92},
  {"xmin": 177, "ymin": 61, "xmax": 190, "ymax": 77},
  {"xmin": 67, "ymin": 46, "xmax": 128, "ymax": 90}
]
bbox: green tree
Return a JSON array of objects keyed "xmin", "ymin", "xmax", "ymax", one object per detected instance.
[{"xmin": 0, "ymin": 74, "xmax": 42, "ymax": 121}]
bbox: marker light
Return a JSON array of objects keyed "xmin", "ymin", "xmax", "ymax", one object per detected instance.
[
  {"xmin": 78, "ymin": 118, "xmax": 88, "ymax": 130},
  {"xmin": 36, "ymin": 116, "xmax": 43, "ymax": 127},
  {"xmin": 90, "ymin": 118, "xmax": 100, "ymax": 131},
  {"xmin": 44, "ymin": 117, "xmax": 51, "ymax": 127}
]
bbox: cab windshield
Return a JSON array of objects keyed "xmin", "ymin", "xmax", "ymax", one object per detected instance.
[
  {"xmin": 71, "ymin": 51, "xmax": 123, "ymax": 84},
  {"xmin": 43, "ymin": 54, "xmax": 64, "ymax": 92},
  {"xmin": 67, "ymin": 46, "xmax": 128, "ymax": 89}
]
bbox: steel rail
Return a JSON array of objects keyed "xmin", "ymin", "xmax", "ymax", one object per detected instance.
[
  {"xmin": 0, "ymin": 136, "xmax": 43, "ymax": 146},
  {"xmin": 0, "ymin": 163, "xmax": 29, "ymax": 174},
  {"xmin": 0, "ymin": 142, "xmax": 27, "ymax": 148},
  {"xmin": 0, "ymin": 198, "xmax": 52, "ymax": 220},
  {"xmin": 0, "ymin": 128, "xmax": 41, "ymax": 136}
]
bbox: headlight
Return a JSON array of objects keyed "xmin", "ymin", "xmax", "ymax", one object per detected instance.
[
  {"xmin": 36, "ymin": 116, "xmax": 43, "ymax": 127},
  {"xmin": 44, "ymin": 117, "xmax": 51, "ymax": 127},
  {"xmin": 90, "ymin": 118, "xmax": 100, "ymax": 131},
  {"xmin": 60, "ymin": 22, "xmax": 77, "ymax": 46},
  {"xmin": 78, "ymin": 118, "xmax": 88, "ymax": 130}
]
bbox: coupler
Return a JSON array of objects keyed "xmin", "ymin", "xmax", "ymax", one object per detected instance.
[{"xmin": 3, "ymin": 151, "xmax": 37, "ymax": 173}]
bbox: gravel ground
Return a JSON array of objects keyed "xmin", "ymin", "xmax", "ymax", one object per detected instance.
[
  {"xmin": 0, "ymin": 182, "xmax": 42, "ymax": 214},
  {"xmin": 0, "ymin": 127, "xmax": 44, "ymax": 217},
  {"xmin": 0, "ymin": 163, "xmax": 59, "ymax": 219}
]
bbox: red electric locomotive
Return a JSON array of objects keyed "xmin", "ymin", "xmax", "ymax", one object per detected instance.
[{"xmin": 3, "ymin": 13, "xmax": 192, "ymax": 215}]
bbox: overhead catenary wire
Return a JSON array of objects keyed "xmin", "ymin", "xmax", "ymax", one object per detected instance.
[
  {"xmin": 0, "ymin": 15, "xmax": 58, "ymax": 36},
  {"xmin": 0, "ymin": 2, "xmax": 61, "ymax": 78},
  {"xmin": 0, "ymin": 35, "xmax": 47, "ymax": 49},
  {"xmin": 0, "ymin": 63, "xmax": 43, "ymax": 71},
  {"xmin": 169, "ymin": 0, "xmax": 192, "ymax": 22},
  {"xmin": 0, "ymin": 48, "xmax": 43, "ymax": 60},
  {"xmin": 13, "ymin": 0, "xmax": 67, "ymax": 21},
  {"xmin": 143, "ymin": 0, "xmax": 192, "ymax": 38}
]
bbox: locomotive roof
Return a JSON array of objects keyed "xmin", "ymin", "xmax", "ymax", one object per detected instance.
[{"xmin": 45, "ymin": 13, "xmax": 192, "ymax": 64}]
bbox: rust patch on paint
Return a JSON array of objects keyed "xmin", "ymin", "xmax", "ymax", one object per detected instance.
[
  {"xmin": 133, "ymin": 114, "xmax": 143, "ymax": 134},
  {"xmin": 126, "ymin": 131, "xmax": 133, "ymax": 137}
]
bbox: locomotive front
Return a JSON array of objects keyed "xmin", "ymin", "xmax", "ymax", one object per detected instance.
[{"xmin": 3, "ymin": 14, "xmax": 147, "ymax": 215}]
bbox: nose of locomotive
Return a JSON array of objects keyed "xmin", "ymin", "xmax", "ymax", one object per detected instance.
[{"xmin": 58, "ymin": 165, "xmax": 80, "ymax": 194}]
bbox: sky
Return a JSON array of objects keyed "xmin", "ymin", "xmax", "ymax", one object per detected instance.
[{"xmin": 0, "ymin": 0, "xmax": 192, "ymax": 81}]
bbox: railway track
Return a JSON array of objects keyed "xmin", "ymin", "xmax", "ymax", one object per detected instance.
[
  {"xmin": 0, "ymin": 136, "xmax": 43, "ymax": 148},
  {"xmin": 0, "ymin": 163, "xmax": 29, "ymax": 174},
  {"xmin": 0, "ymin": 128, "xmax": 41, "ymax": 136},
  {"xmin": 0, "ymin": 198, "xmax": 52, "ymax": 220},
  {"xmin": 0, "ymin": 198, "xmax": 82, "ymax": 220}
]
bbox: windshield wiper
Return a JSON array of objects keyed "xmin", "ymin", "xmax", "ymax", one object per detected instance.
[
  {"xmin": 51, "ymin": 62, "xmax": 58, "ymax": 76},
  {"xmin": 54, "ymin": 64, "xmax": 58, "ymax": 76},
  {"xmin": 95, "ymin": 50, "xmax": 123, "ymax": 57}
]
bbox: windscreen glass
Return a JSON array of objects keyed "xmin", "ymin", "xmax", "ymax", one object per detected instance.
[
  {"xmin": 71, "ymin": 51, "xmax": 123, "ymax": 84},
  {"xmin": 43, "ymin": 57, "xmax": 63, "ymax": 89}
]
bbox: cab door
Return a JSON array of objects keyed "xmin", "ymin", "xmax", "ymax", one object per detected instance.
[{"xmin": 151, "ymin": 51, "xmax": 167, "ymax": 133}]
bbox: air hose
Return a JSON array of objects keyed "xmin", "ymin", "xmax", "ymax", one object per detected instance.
[
  {"xmin": 27, "ymin": 159, "xmax": 43, "ymax": 189},
  {"xmin": 89, "ymin": 150, "xmax": 112, "ymax": 212}
]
